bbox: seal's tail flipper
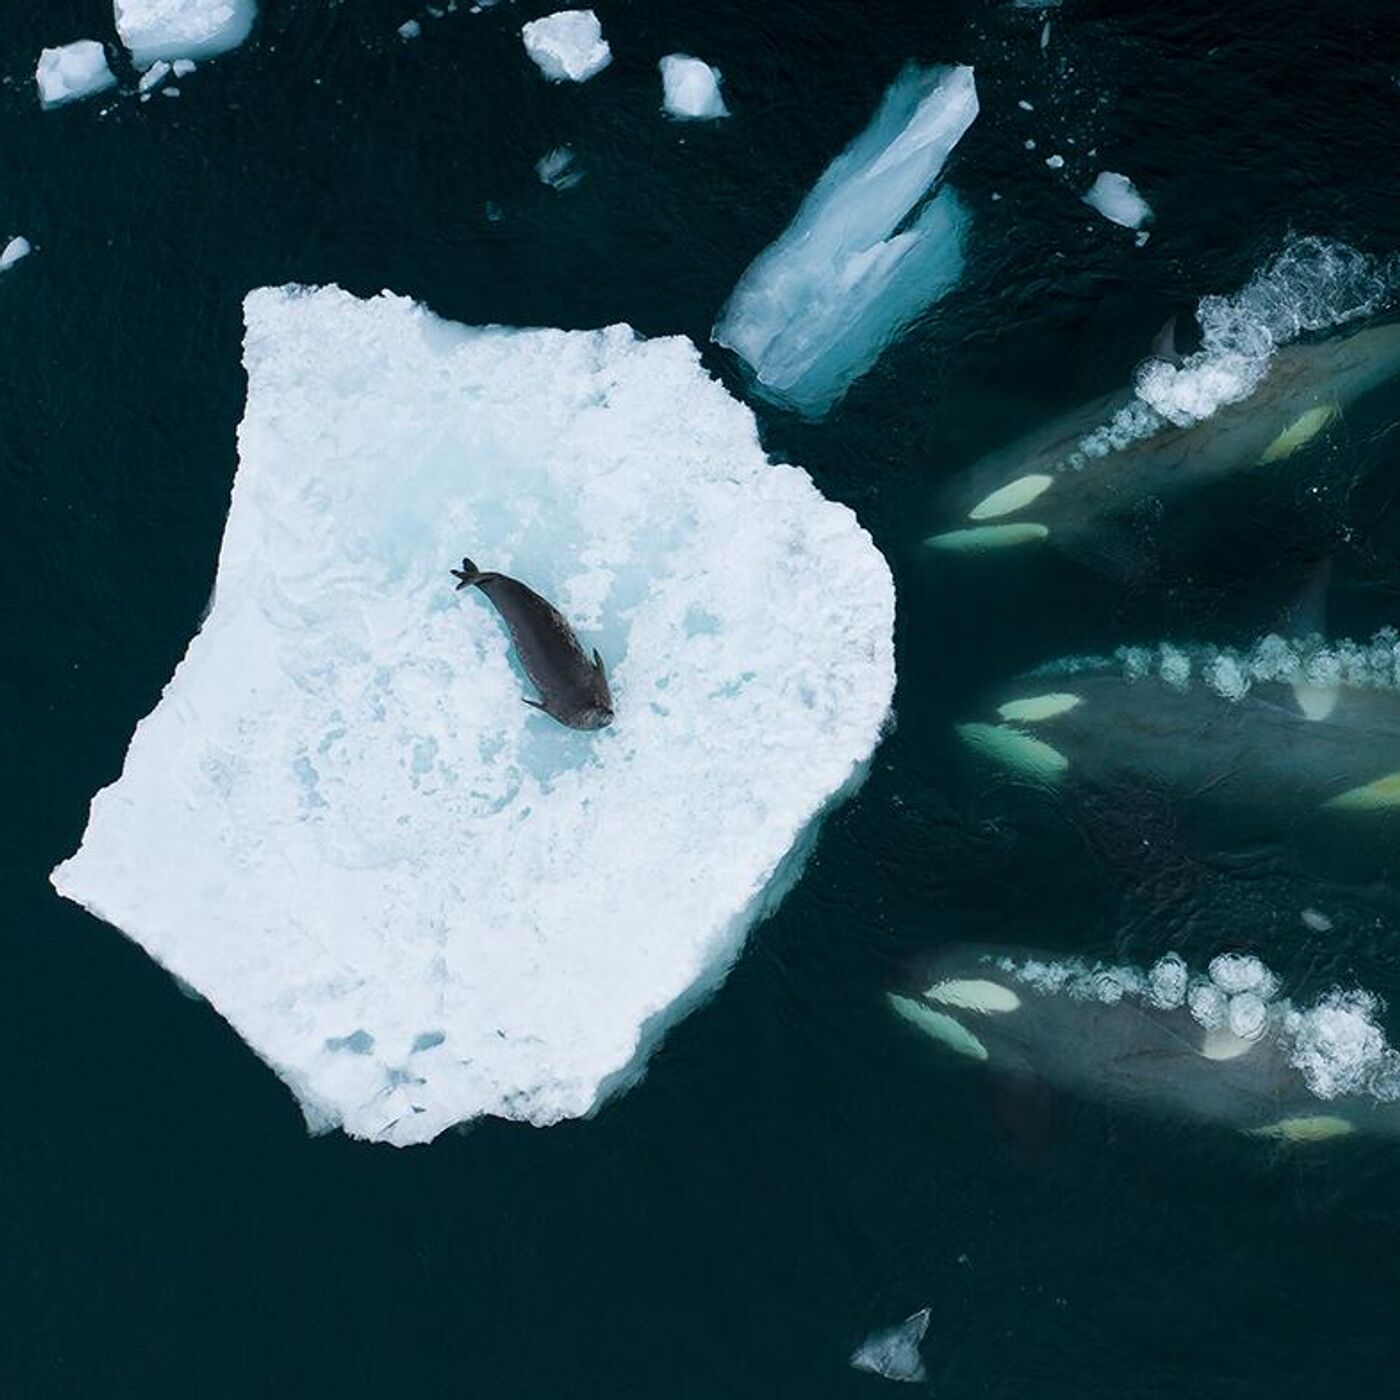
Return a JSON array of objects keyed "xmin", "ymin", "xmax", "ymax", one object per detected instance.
[{"xmin": 452, "ymin": 556, "xmax": 482, "ymax": 590}]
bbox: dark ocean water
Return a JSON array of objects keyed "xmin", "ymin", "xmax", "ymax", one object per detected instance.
[{"xmin": 5, "ymin": 1, "xmax": 1400, "ymax": 1395}]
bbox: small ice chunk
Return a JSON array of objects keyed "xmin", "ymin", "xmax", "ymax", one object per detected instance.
[
  {"xmin": 138, "ymin": 58, "xmax": 171, "ymax": 91},
  {"xmin": 50, "ymin": 286, "xmax": 896, "ymax": 1146},
  {"xmin": 0, "ymin": 236, "xmax": 33, "ymax": 272},
  {"xmin": 535, "ymin": 146, "xmax": 582, "ymax": 190},
  {"xmin": 1082, "ymin": 171, "xmax": 1153, "ymax": 230},
  {"xmin": 659, "ymin": 53, "xmax": 728, "ymax": 120},
  {"xmin": 173, "ymin": 57, "xmax": 197, "ymax": 75},
  {"xmin": 520, "ymin": 9, "xmax": 611, "ymax": 83},
  {"xmin": 1024, "ymin": 138, "xmax": 1036, "ymax": 150},
  {"xmin": 1045, "ymin": 154, "xmax": 1064, "ymax": 169},
  {"xmin": 35, "ymin": 41, "xmax": 117, "ymax": 107},
  {"xmin": 1301, "ymin": 908, "xmax": 1334, "ymax": 933},
  {"xmin": 1017, "ymin": 99, "xmax": 1034, "ymax": 111},
  {"xmin": 851, "ymin": 1307, "xmax": 931, "ymax": 1383},
  {"xmin": 713, "ymin": 64, "xmax": 978, "ymax": 417},
  {"xmin": 398, "ymin": 19, "xmax": 421, "ymax": 39},
  {"xmin": 114, "ymin": 0, "xmax": 258, "ymax": 66}
]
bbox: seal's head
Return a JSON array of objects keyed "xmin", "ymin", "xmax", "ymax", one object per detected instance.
[{"xmin": 573, "ymin": 702, "xmax": 614, "ymax": 731}]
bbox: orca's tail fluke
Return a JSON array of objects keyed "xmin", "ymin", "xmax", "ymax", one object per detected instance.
[{"xmin": 451, "ymin": 557, "xmax": 481, "ymax": 590}]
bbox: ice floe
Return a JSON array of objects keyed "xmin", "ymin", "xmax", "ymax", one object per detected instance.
[
  {"xmin": 713, "ymin": 63, "xmax": 978, "ymax": 418},
  {"xmin": 114, "ymin": 0, "xmax": 256, "ymax": 67},
  {"xmin": 35, "ymin": 41, "xmax": 117, "ymax": 108},
  {"xmin": 51, "ymin": 286, "xmax": 896, "ymax": 1146},
  {"xmin": 850, "ymin": 1307, "xmax": 931, "ymax": 1383},
  {"xmin": 521, "ymin": 9, "xmax": 611, "ymax": 83},
  {"xmin": 0, "ymin": 237, "xmax": 32, "ymax": 271},
  {"xmin": 1082, "ymin": 171, "xmax": 1152, "ymax": 230},
  {"xmin": 659, "ymin": 54, "xmax": 728, "ymax": 120}
]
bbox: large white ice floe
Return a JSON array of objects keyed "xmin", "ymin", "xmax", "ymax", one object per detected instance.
[
  {"xmin": 713, "ymin": 63, "xmax": 978, "ymax": 418},
  {"xmin": 520, "ymin": 9, "xmax": 611, "ymax": 83},
  {"xmin": 51, "ymin": 286, "xmax": 896, "ymax": 1147},
  {"xmin": 659, "ymin": 54, "xmax": 728, "ymax": 120},
  {"xmin": 35, "ymin": 41, "xmax": 117, "ymax": 107},
  {"xmin": 114, "ymin": 0, "xmax": 257, "ymax": 67}
]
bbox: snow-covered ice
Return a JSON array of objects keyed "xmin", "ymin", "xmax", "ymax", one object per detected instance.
[
  {"xmin": 0, "ymin": 237, "xmax": 32, "ymax": 271},
  {"xmin": 660, "ymin": 54, "xmax": 728, "ymax": 120},
  {"xmin": 521, "ymin": 9, "xmax": 611, "ymax": 83},
  {"xmin": 1082, "ymin": 171, "xmax": 1152, "ymax": 230},
  {"xmin": 114, "ymin": 0, "xmax": 257, "ymax": 67},
  {"xmin": 850, "ymin": 1307, "xmax": 931, "ymax": 1383},
  {"xmin": 713, "ymin": 63, "xmax": 978, "ymax": 418},
  {"xmin": 51, "ymin": 285, "xmax": 896, "ymax": 1147},
  {"xmin": 35, "ymin": 41, "xmax": 116, "ymax": 108}
]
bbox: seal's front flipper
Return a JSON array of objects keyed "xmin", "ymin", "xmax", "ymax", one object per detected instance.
[
  {"xmin": 592, "ymin": 648, "xmax": 608, "ymax": 680},
  {"xmin": 522, "ymin": 697, "xmax": 547, "ymax": 710}
]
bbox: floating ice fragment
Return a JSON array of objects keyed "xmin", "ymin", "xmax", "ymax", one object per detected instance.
[
  {"xmin": 0, "ymin": 237, "xmax": 32, "ymax": 272},
  {"xmin": 1045, "ymin": 154, "xmax": 1064, "ymax": 169},
  {"xmin": 173, "ymin": 57, "xmax": 197, "ymax": 75},
  {"xmin": 50, "ymin": 286, "xmax": 896, "ymax": 1146},
  {"xmin": 535, "ymin": 146, "xmax": 582, "ymax": 190},
  {"xmin": 35, "ymin": 41, "xmax": 117, "ymax": 107},
  {"xmin": 1301, "ymin": 908, "xmax": 1334, "ymax": 933},
  {"xmin": 398, "ymin": 19, "xmax": 421, "ymax": 40},
  {"xmin": 713, "ymin": 63, "xmax": 978, "ymax": 418},
  {"xmin": 138, "ymin": 58, "xmax": 171, "ymax": 91},
  {"xmin": 851, "ymin": 1307, "xmax": 931, "ymax": 1383},
  {"xmin": 1082, "ymin": 171, "xmax": 1152, "ymax": 230},
  {"xmin": 521, "ymin": 9, "xmax": 611, "ymax": 83},
  {"xmin": 659, "ymin": 53, "xmax": 728, "ymax": 120},
  {"xmin": 115, "ymin": 0, "xmax": 258, "ymax": 66}
]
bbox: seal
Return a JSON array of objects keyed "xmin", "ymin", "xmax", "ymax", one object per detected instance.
[{"xmin": 451, "ymin": 557, "xmax": 614, "ymax": 730}]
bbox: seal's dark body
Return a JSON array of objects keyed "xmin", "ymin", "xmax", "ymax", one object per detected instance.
[{"xmin": 453, "ymin": 558, "xmax": 614, "ymax": 730}]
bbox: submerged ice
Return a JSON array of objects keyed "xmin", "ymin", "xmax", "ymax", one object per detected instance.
[
  {"xmin": 850, "ymin": 1307, "xmax": 931, "ymax": 1383},
  {"xmin": 713, "ymin": 63, "xmax": 978, "ymax": 418},
  {"xmin": 51, "ymin": 286, "xmax": 895, "ymax": 1146}
]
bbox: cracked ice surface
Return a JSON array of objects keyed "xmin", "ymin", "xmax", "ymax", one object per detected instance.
[{"xmin": 51, "ymin": 286, "xmax": 895, "ymax": 1146}]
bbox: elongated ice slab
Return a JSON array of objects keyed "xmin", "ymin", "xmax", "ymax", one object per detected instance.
[
  {"xmin": 36, "ymin": 41, "xmax": 116, "ymax": 107},
  {"xmin": 51, "ymin": 286, "xmax": 895, "ymax": 1146},
  {"xmin": 521, "ymin": 9, "xmax": 611, "ymax": 83},
  {"xmin": 851, "ymin": 1307, "xmax": 931, "ymax": 1383},
  {"xmin": 660, "ymin": 54, "xmax": 727, "ymax": 120},
  {"xmin": 713, "ymin": 63, "xmax": 978, "ymax": 418},
  {"xmin": 115, "ymin": 0, "xmax": 257, "ymax": 65},
  {"xmin": 1082, "ymin": 171, "xmax": 1151, "ymax": 230}
]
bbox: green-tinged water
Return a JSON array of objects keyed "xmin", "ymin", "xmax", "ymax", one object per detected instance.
[{"xmin": 6, "ymin": 1, "xmax": 1400, "ymax": 1395}]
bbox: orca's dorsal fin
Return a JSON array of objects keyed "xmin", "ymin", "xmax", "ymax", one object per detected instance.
[
  {"xmin": 1148, "ymin": 314, "xmax": 1183, "ymax": 368},
  {"xmin": 1279, "ymin": 556, "xmax": 1334, "ymax": 640}
]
